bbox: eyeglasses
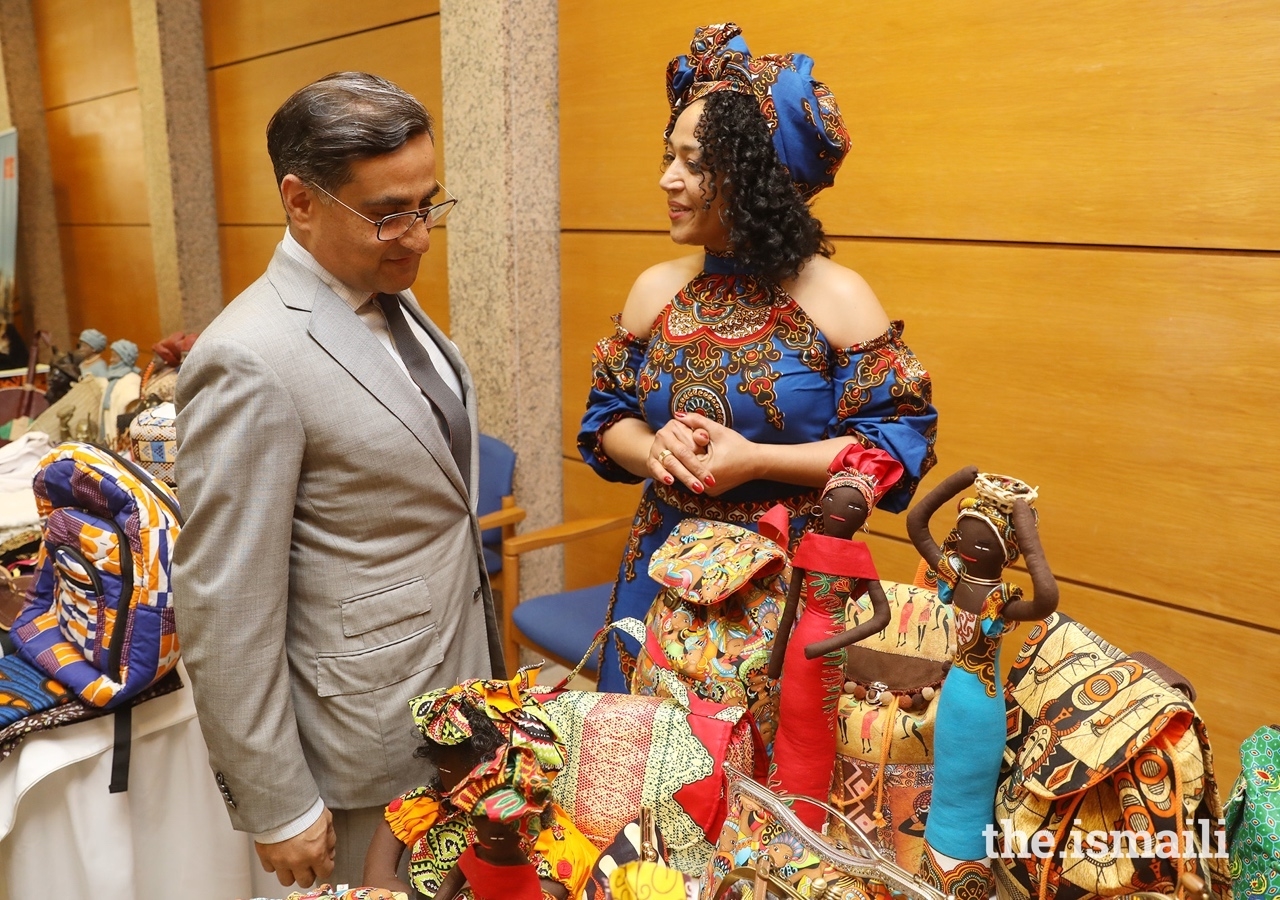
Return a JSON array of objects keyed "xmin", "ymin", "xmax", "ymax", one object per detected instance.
[{"xmin": 307, "ymin": 181, "xmax": 458, "ymax": 241}]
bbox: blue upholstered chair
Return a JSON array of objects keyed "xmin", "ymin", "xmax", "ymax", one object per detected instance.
[
  {"xmin": 476, "ymin": 434, "xmax": 526, "ymax": 580},
  {"xmin": 499, "ymin": 514, "xmax": 630, "ymax": 676}
]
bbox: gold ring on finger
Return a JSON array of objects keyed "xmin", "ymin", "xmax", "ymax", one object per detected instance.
[{"xmin": 657, "ymin": 449, "xmax": 672, "ymax": 464}]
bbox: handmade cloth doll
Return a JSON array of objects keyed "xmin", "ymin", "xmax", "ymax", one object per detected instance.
[
  {"xmin": 76, "ymin": 328, "xmax": 108, "ymax": 377},
  {"xmin": 363, "ymin": 667, "xmax": 596, "ymax": 900},
  {"xmin": 140, "ymin": 330, "xmax": 199, "ymax": 402},
  {"xmin": 904, "ymin": 466, "xmax": 1058, "ymax": 898},
  {"xmin": 101, "ymin": 339, "xmax": 142, "ymax": 444},
  {"xmin": 766, "ymin": 444, "xmax": 903, "ymax": 828},
  {"xmin": 437, "ymin": 744, "xmax": 598, "ymax": 900}
]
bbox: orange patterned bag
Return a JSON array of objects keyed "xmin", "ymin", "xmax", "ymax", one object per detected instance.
[{"xmin": 827, "ymin": 582, "xmax": 954, "ymax": 874}]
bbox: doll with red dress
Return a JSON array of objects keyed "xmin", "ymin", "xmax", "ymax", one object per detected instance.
[{"xmin": 765, "ymin": 444, "xmax": 903, "ymax": 828}]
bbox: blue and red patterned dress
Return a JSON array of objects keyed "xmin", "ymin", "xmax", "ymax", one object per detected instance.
[{"xmin": 578, "ymin": 254, "xmax": 938, "ymax": 693}]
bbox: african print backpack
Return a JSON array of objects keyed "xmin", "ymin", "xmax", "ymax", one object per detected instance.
[
  {"xmin": 11, "ymin": 442, "xmax": 182, "ymax": 770},
  {"xmin": 827, "ymin": 581, "xmax": 955, "ymax": 875},
  {"xmin": 632, "ymin": 516, "xmax": 788, "ymax": 754},
  {"xmin": 995, "ymin": 613, "xmax": 1230, "ymax": 900},
  {"xmin": 1225, "ymin": 724, "xmax": 1280, "ymax": 900}
]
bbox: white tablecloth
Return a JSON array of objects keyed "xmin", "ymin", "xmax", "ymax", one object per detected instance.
[{"xmin": 0, "ymin": 663, "xmax": 281, "ymax": 900}]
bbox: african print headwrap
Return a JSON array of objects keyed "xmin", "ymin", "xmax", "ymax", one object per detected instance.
[
  {"xmin": 944, "ymin": 496, "xmax": 1038, "ymax": 565},
  {"xmin": 665, "ymin": 22, "xmax": 850, "ymax": 199},
  {"xmin": 408, "ymin": 664, "xmax": 567, "ymax": 773},
  {"xmin": 823, "ymin": 444, "xmax": 904, "ymax": 509},
  {"xmin": 450, "ymin": 744, "xmax": 552, "ymax": 825}
]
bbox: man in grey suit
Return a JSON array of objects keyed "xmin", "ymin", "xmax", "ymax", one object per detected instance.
[{"xmin": 173, "ymin": 72, "xmax": 504, "ymax": 889}]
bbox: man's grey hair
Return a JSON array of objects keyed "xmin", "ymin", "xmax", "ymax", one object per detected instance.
[{"xmin": 266, "ymin": 71, "xmax": 434, "ymax": 194}]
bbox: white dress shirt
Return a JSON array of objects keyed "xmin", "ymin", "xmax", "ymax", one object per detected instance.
[{"xmin": 255, "ymin": 232, "xmax": 462, "ymax": 846}]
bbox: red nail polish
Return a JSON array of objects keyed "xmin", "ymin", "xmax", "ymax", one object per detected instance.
[
  {"xmin": 673, "ymin": 411, "xmax": 686, "ymax": 418},
  {"xmin": 691, "ymin": 481, "xmax": 704, "ymax": 493},
  {"xmin": 664, "ymin": 475, "xmax": 674, "ymax": 485},
  {"xmin": 705, "ymin": 475, "xmax": 716, "ymax": 487}
]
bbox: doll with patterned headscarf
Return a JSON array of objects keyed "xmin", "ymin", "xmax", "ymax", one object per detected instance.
[
  {"xmin": 765, "ymin": 443, "xmax": 903, "ymax": 829},
  {"xmin": 905, "ymin": 466, "xmax": 1059, "ymax": 897},
  {"xmin": 362, "ymin": 666, "xmax": 597, "ymax": 900}
]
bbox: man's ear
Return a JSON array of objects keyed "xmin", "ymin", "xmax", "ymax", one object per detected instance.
[{"xmin": 280, "ymin": 174, "xmax": 314, "ymax": 229}]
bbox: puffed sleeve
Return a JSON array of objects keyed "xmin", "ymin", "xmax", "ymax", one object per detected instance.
[
  {"xmin": 577, "ymin": 315, "xmax": 648, "ymax": 483},
  {"xmin": 829, "ymin": 321, "xmax": 938, "ymax": 513},
  {"xmin": 384, "ymin": 785, "xmax": 444, "ymax": 847}
]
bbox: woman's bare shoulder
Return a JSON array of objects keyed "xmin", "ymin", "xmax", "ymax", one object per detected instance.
[
  {"xmin": 618, "ymin": 253, "xmax": 703, "ymax": 338},
  {"xmin": 787, "ymin": 256, "xmax": 892, "ymax": 348}
]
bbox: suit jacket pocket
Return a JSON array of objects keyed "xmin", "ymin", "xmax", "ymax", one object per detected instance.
[
  {"xmin": 315, "ymin": 622, "xmax": 444, "ymax": 697},
  {"xmin": 339, "ymin": 577, "xmax": 430, "ymax": 637}
]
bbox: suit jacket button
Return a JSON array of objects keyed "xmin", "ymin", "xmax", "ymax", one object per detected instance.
[{"xmin": 472, "ymin": 586, "xmax": 481, "ymax": 601}]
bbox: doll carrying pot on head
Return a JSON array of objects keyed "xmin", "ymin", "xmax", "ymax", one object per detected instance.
[
  {"xmin": 905, "ymin": 466, "xmax": 1058, "ymax": 898},
  {"xmin": 765, "ymin": 443, "xmax": 903, "ymax": 829}
]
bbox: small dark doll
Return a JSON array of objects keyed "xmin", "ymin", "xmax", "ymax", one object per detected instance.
[
  {"xmin": 765, "ymin": 444, "xmax": 903, "ymax": 829},
  {"xmin": 433, "ymin": 745, "xmax": 569, "ymax": 900},
  {"xmin": 905, "ymin": 466, "xmax": 1058, "ymax": 896},
  {"xmin": 364, "ymin": 669, "xmax": 595, "ymax": 900},
  {"xmin": 363, "ymin": 699, "xmax": 508, "ymax": 898}
]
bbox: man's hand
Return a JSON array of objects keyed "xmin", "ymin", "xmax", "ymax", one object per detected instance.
[{"xmin": 255, "ymin": 806, "xmax": 336, "ymax": 888}]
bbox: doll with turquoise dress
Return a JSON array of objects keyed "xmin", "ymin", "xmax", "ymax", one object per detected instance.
[{"xmin": 905, "ymin": 466, "xmax": 1059, "ymax": 898}]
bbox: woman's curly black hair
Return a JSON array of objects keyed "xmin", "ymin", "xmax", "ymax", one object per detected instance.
[{"xmin": 694, "ymin": 91, "xmax": 832, "ymax": 283}]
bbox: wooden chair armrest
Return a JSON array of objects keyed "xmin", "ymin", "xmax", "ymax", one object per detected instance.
[
  {"xmin": 502, "ymin": 515, "xmax": 631, "ymax": 557},
  {"xmin": 477, "ymin": 505, "xmax": 527, "ymax": 531}
]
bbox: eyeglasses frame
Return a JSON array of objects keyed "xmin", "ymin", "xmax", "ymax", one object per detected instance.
[{"xmin": 306, "ymin": 180, "xmax": 458, "ymax": 241}]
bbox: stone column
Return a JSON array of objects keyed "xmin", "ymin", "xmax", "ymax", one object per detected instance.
[
  {"xmin": 441, "ymin": 0, "xmax": 562, "ymax": 597},
  {"xmin": 0, "ymin": 0, "xmax": 70, "ymax": 346},
  {"xmin": 130, "ymin": 0, "xmax": 221, "ymax": 333}
]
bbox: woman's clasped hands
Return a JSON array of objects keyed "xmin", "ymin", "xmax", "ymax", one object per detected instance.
[{"xmin": 648, "ymin": 411, "xmax": 754, "ymax": 496}]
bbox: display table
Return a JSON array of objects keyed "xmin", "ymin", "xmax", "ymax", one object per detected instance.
[{"xmin": 0, "ymin": 663, "xmax": 280, "ymax": 900}]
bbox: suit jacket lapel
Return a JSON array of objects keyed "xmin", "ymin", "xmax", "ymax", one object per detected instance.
[{"xmin": 268, "ymin": 250, "xmax": 470, "ymax": 502}]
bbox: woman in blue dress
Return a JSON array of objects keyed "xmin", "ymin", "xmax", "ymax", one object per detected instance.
[
  {"xmin": 905, "ymin": 466, "xmax": 1059, "ymax": 898},
  {"xmin": 578, "ymin": 23, "xmax": 939, "ymax": 693}
]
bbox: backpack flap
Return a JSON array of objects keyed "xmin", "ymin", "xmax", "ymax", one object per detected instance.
[
  {"xmin": 647, "ymin": 518, "xmax": 786, "ymax": 606},
  {"xmin": 996, "ymin": 613, "xmax": 1226, "ymax": 900},
  {"xmin": 1003, "ymin": 614, "xmax": 1196, "ymax": 802},
  {"xmin": 12, "ymin": 443, "xmax": 181, "ymax": 710}
]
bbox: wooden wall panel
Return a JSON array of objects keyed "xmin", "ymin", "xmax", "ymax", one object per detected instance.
[
  {"xmin": 558, "ymin": 231, "xmax": 1280, "ymax": 629},
  {"xmin": 562, "ymin": 459, "xmax": 642, "ymax": 592},
  {"xmin": 58, "ymin": 225, "xmax": 160, "ymax": 352},
  {"xmin": 204, "ymin": 1, "xmax": 438, "ymax": 68},
  {"xmin": 217, "ymin": 224, "xmax": 451, "ymax": 333},
  {"xmin": 32, "ymin": 0, "xmax": 137, "ymax": 108},
  {"xmin": 209, "ymin": 18, "xmax": 445, "ymax": 226},
  {"xmin": 844, "ymin": 238, "xmax": 1280, "ymax": 630},
  {"xmin": 561, "ymin": 0, "xmax": 1280, "ymax": 250},
  {"xmin": 560, "ymin": 231, "xmax": 678, "ymax": 457},
  {"xmin": 45, "ymin": 91, "xmax": 148, "ymax": 225}
]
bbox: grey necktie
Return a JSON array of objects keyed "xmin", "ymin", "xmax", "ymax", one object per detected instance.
[{"xmin": 375, "ymin": 293, "xmax": 471, "ymax": 492}]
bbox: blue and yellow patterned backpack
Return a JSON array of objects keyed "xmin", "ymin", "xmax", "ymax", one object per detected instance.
[{"xmin": 11, "ymin": 443, "xmax": 182, "ymax": 786}]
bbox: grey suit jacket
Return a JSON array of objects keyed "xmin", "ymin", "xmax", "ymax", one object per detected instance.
[{"xmin": 172, "ymin": 246, "xmax": 505, "ymax": 834}]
